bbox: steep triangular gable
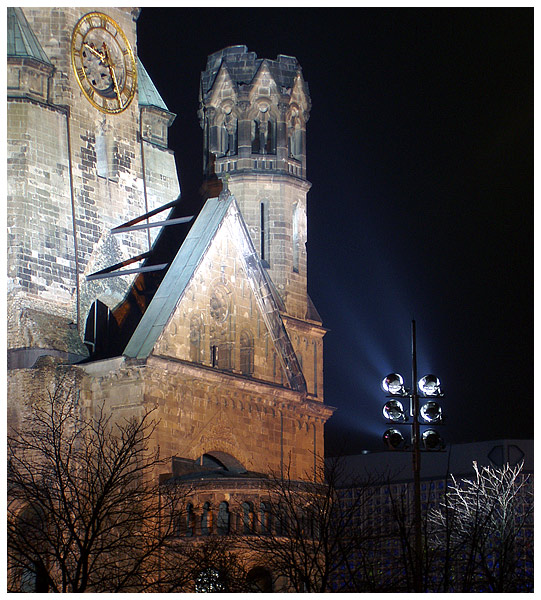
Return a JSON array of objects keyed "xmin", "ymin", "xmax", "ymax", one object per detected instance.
[
  {"xmin": 248, "ymin": 60, "xmax": 280, "ymax": 102},
  {"xmin": 123, "ymin": 192, "xmax": 306, "ymax": 393},
  {"xmin": 207, "ymin": 62, "xmax": 238, "ymax": 108},
  {"xmin": 290, "ymin": 71, "xmax": 310, "ymax": 113}
]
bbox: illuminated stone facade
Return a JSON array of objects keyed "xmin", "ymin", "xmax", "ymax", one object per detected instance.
[{"xmin": 7, "ymin": 8, "xmax": 333, "ymax": 591}]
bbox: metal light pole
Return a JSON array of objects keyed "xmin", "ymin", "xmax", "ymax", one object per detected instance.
[
  {"xmin": 411, "ymin": 320, "xmax": 422, "ymax": 593},
  {"xmin": 381, "ymin": 320, "xmax": 445, "ymax": 592}
]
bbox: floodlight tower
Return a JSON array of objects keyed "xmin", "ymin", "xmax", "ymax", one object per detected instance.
[{"xmin": 380, "ymin": 320, "xmax": 445, "ymax": 592}]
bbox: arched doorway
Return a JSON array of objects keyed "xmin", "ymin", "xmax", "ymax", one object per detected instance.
[{"xmin": 247, "ymin": 566, "xmax": 273, "ymax": 592}]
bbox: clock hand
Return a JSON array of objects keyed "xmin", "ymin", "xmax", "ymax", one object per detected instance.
[
  {"xmin": 83, "ymin": 42, "xmax": 105, "ymax": 61},
  {"xmin": 102, "ymin": 43, "xmax": 123, "ymax": 108},
  {"xmin": 108, "ymin": 61, "xmax": 123, "ymax": 108}
]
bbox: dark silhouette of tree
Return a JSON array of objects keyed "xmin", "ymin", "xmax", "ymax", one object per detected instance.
[
  {"xmin": 239, "ymin": 456, "xmax": 381, "ymax": 592},
  {"xmin": 161, "ymin": 535, "xmax": 253, "ymax": 592},
  {"xmin": 7, "ymin": 373, "xmax": 188, "ymax": 593}
]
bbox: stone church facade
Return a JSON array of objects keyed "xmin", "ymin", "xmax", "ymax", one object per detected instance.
[{"xmin": 7, "ymin": 7, "xmax": 333, "ymax": 591}]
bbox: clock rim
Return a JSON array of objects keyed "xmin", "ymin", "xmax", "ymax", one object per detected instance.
[{"xmin": 71, "ymin": 11, "xmax": 137, "ymax": 114}]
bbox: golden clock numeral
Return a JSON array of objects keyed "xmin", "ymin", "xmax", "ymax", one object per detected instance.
[
  {"xmin": 76, "ymin": 66, "xmax": 86, "ymax": 81},
  {"xmin": 125, "ymin": 68, "xmax": 134, "ymax": 79}
]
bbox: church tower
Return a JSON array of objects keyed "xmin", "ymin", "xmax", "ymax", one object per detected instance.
[
  {"xmin": 7, "ymin": 8, "xmax": 180, "ymax": 369},
  {"xmin": 199, "ymin": 46, "xmax": 323, "ymax": 398}
]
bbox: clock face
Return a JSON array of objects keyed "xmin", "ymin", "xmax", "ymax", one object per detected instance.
[{"xmin": 71, "ymin": 12, "xmax": 137, "ymax": 114}]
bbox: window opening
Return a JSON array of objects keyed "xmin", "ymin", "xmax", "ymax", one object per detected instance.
[
  {"xmin": 240, "ymin": 330, "xmax": 254, "ymax": 376},
  {"xmin": 201, "ymin": 502, "xmax": 212, "ymax": 535},
  {"xmin": 242, "ymin": 502, "xmax": 255, "ymax": 534},
  {"xmin": 217, "ymin": 501, "xmax": 230, "ymax": 535}
]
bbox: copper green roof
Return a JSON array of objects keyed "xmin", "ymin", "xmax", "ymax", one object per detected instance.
[
  {"xmin": 137, "ymin": 59, "xmax": 170, "ymax": 111},
  {"xmin": 7, "ymin": 7, "xmax": 52, "ymax": 65}
]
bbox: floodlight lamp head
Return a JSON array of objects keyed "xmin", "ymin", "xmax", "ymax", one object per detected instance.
[
  {"xmin": 383, "ymin": 399, "xmax": 407, "ymax": 422},
  {"xmin": 420, "ymin": 400, "xmax": 442, "ymax": 423},
  {"xmin": 422, "ymin": 429, "xmax": 444, "ymax": 450},
  {"xmin": 382, "ymin": 373, "xmax": 406, "ymax": 396},
  {"xmin": 418, "ymin": 374, "xmax": 442, "ymax": 397},
  {"xmin": 383, "ymin": 428, "xmax": 405, "ymax": 450}
]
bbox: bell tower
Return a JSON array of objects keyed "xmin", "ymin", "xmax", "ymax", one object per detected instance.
[{"xmin": 199, "ymin": 46, "xmax": 312, "ymax": 322}]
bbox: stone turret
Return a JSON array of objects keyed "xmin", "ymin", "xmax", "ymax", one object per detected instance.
[
  {"xmin": 198, "ymin": 46, "xmax": 315, "ymax": 325},
  {"xmin": 199, "ymin": 45, "xmax": 311, "ymax": 181}
]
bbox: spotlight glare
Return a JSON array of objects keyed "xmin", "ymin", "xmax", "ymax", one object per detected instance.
[
  {"xmin": 418, "ymin": 374, "xmax": 442, "ymax": 396},
  {"xmin": 383, "ymin": 399, "xmax": 407, "ymax": 422},
  {"xmin": 420, "ymin": 401, "xmax": 442, "ymax": 423},
  {"xmin": 382, "ymin": 373, "xmax": 406, "ymax": 396}
]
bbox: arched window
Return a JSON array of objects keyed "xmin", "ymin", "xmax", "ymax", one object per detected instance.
[
  {"xmin": 217, "ymin": 501, "xmax": 230, "ymax": 535},
  {"xmin": 251, "ymin": 105, "xmax": 276, "ymax": 155},
  {"xmin": 201, "ymin": 502, "xmax": 212, "ymax": 536},
  {"xmin": 189, "ymin": 316, "xmax": 203, "ymax": 363},
  {"xmin": 240, "ymin": 330, "xmax": 254, "ymax": 376},
  {"xmin": 16, "ymin": 506, "xmax": 48, "ymax": 592},
  {"xmin": 185, "ymin": 503, "xmax": 195, "ymax": 537},
  {"xmin": 260, "ymin": 502, "xmax": 271, "ymax": 535},
  {"xmin": 242, "ymin": 501, "xmax": 255, "ymax": 534},
  {"xmin": 219, "ymin": 107, "xmax": 237, "ymax": 157},
  {"xmin": 247, "ymin": 567, "xmax": 273, "ymax": 592}
]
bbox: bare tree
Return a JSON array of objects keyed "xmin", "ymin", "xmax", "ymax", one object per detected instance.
[
  {"xmin": 238, "ymin": 456, "xmax": 382, "ymax": 592},
  {"xmin": 7, "ymin": 373, "xmax": 187, "ymax": 593},
  {"xmin": 428, "ymin": 461, "xmax": 533, "ymax": 592},
  {"xmin": 161, "ymin": 535, "xmax": 253, "ymax": 592}
]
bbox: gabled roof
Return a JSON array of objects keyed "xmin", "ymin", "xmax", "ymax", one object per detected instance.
[
  {"xmin": 123, "ymin": 190, "xmax": 306, "ymax": 393},
  {"xmin": 124, "ymin": 194, "xmax": 230, "ymax": 359},
  {"xmin": 7, "ymin": 7, "xmax": 52, "ymax": 65},
  {"xmin": 137, "ymin": 59, "xmax": 171, "ymax": 112}
]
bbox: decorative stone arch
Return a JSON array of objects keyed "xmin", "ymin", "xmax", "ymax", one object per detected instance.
[
  {"xmin": 248, "ymin": 99, "xmax": 278, "ymax": 155},
  {"xmin": 12, "ymin": 504, "xmax": 49, "ymax": 592},
  {"xmin": 208, "ymin": 278, "xmax": 234, "ymax": 370},
  {"xmin": 287, "ymin": 103, "xmax": 305, "ymax": 160},
  {"xmin": 239, "ymin": 329, "xmax": 254, "ymax": 375},
  {"xmin": 201, "ymin": 501, "xmax": 212, "ymax": 535},
  {"xmin": 215, "ymin": 101, "xmax": 238, "ymax": 157}
]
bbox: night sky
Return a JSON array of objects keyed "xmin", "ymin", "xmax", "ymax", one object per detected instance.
[{"xmin": 136, "ymin": 8, "xmax": 533, "ymax": 456}]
